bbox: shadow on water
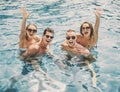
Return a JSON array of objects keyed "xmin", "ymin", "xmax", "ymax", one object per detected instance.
[{"xmin": 5, "ymin": 88, "xmax": 18, "ymax": 92}]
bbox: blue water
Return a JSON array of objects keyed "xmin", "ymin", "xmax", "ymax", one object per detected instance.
[{"xmin": 0, "ymin": 0, "xmax": 120, "ymax": 92}]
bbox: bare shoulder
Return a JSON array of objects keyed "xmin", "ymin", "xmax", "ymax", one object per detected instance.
[
  {"xmin": 61, "ymin": 41, "xmax": 67, "ymax": 47},
  {"xmin": 34, "ymin": 35, "xmax": 40, "ymax": 42},
  {"xmin": 76, "ymin": 33, "xmax": 80, "ymax": 36},
  {"xmin": 76, "ymin": 33, "xmax": 82, "ymax": 36},
  {"xmin": 76, "ymin": 33, "xmax": 82, "ymax": 38},
  {"xmin": 29, "ymin": 43, "xmax": 39, "ymax": 50}
]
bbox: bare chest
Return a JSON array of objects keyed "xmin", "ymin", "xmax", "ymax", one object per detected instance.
[
  {"xmin": 23, "ymin": 39, "xmax": 36, "ymax": 48},
  {"xmin": 38, "ymin": 46, "xmax": 48, "ymax": 55}
]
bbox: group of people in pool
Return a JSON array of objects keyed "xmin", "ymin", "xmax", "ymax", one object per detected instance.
[{"xmin": 19, "ymin": 7, "xmax": 102, "ymax": 87}]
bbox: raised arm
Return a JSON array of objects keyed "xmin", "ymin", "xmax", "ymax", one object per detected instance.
[
  {"xmin": 93, "ymin": 8, "xmax": 102, "ymax": 43},
  {"xmin": 20, "ymin": 8, "xmax": 29, "ymax": 39}
]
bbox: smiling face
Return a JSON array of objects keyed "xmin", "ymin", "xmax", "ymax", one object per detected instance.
[
  {"xmin": 80, "ymin": 22, "xmax": 94, "ymax": 38},
  {"xmin": 81, "ymin": 23, "xmax": 91, "ymax": 37},
  {"xmin": 42, "ymin": 29, "xmax": 54, "ymax": 46},
  {"xmin": 66, "ymin": 30, "xmax": 77, "ymax": 47},
  {"xmin": 26, "ymin": 24, "xmax": 37, "ymax": 37}
]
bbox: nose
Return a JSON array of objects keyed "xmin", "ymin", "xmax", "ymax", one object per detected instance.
[
  {"xmin": 29, "ymin": 31, "xmax": 35, "ymax": 35},
  {"xmin": 47, "ymin": 37, "xmax": 52, "ymax": 40}
]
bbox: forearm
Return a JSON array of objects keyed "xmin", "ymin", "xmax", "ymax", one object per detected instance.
[
  {"xmin": 94, "ymin": 8, "xmax": 102, "ymax": 43},
  {"xmin": 94, "ymin": 16, "xmax": 100, "ymax": 34},
  {"xmin": 93, "ymin": 16, "xmax": 100, "ymax": 44},
  {"xmin": 21, "ymin": 18, "xmax": 27, "ymax": 35},
  {"xmin": 20, "ymin": 8, "xmax": 29, "ymax": 36}
]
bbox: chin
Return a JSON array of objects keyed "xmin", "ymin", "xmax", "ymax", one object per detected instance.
[
  {"xmin": 84, "ymin": 34, "xmax": 90, "ymax": 37},
  {"xmin": 47, "ymin": 41, "xmax": 51, "ymax": 45},
  {"xmin": 68, "ymin": 44, "xmax": 74, "ymax": 47}
]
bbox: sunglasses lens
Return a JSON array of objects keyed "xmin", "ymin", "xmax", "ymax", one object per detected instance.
[
  {"xmin": 46, "ymin": 35, "xmax": 49, "ymax": 38},
  {"xmin": 33, "ymin": 30, "xmax": 37, "ymax": 32},
  {"xmin": 28, "ymin": 29, "xmax": 37, "ymax": 33},
  {"xmin": 86, "ymin": 27, "xmax": 90, "ymax": 30},
  {"xmin": 46, "ymin": 35, "xmax": 54, "ymax": 39},
  {"xmin": 50, "ymin": 36, "xmax": 54, "ymax": 39},
  {"xmin": 82, "ymin": 27, "xmax": 90, "ymax": 30},
  {"xmin": 66, "ymin": 36, "xmax": 70, "ymax": 40},
  {"xmin": 72, "ymin": 36, "xmax": 75, "ymax": 39},
  {"xmin": 66, "ymin": 36, "xmax": 75, "ymax": 40},
  {"xmin": 28, "ymin": 29, "xmax": 32, "ymax": 32}
]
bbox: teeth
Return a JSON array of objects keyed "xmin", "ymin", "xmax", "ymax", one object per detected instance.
[
  {"xmin": 46, "ymin": 40, "xmax": 49, "ymax": 42},
  {"xmin": 69, "ymin": 42, "xmax": 73, "ymax": 44}
]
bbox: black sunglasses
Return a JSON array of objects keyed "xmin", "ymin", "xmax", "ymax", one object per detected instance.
[
  {"xmin": 45, "ymin": 35, "xmax": 54, "ymax": 39},
  {"xmin": 27, "ymin": 29, "xmax": 37, "ymax": 33},
  {"xmin": 66, "ymin": 36, "xmax": 76, "ymax": 40},
  {"xmin": 82, "ymin": 27, "xmax": 90, "ymax": 30}
]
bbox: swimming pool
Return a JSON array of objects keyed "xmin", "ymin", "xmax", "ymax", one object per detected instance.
[{"xmin": 0, "ymin": 0, "xmax": 120, "ymax": 92}]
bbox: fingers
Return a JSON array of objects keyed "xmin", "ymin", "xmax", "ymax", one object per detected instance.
[
  {"xmin": 20, "ymin": 7, "xmax": 29, "ymax": 18},
  {"xmin": 94, "ymin": 8, "xmax": 102, "ymax": 18},
  {"xmin": 96, "ymin": 7, "xmax": 101, "ymax": 11},
  {"xmin": 20, "ymin": 7, "xmax": 26, "ymax": 13}
]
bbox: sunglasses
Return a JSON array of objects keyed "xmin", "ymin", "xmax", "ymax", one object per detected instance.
[
  {"xmin": 27, "ymin": 29, "xmax": 37, "ymax": 33},
  {"xmin": 82, "ymin": 27, "xmax": 90, "ymax": 30},
  {"xmin": 66, "ymin": 36, "xmax": 76, "ymax": 40},
  {"xmin": 45, "ymin": 35, "xmax": 54, "ymax": 39}
]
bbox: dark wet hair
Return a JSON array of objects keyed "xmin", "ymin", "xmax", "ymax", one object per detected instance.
[
  {"xmin": 43, "ymin": 27, "xmax": 54, "ymax": 35},
  {"xmin": 80, "ymin": 22, "xmax": 94, "ymax": 38},
  {"xmin": 26, "ymin": 23, "xmax": 37, "ymax": 30}
]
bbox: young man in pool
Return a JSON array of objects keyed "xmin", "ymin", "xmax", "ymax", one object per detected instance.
[
  {"xmin": 19, "ymin": 8, "xmax": 40, "ymax": 48},
  {"xmin": 61, "ymin": 29, "xmax": 90, "ymax": 55},
  {"xmin": 20, "ymin": 27, "xmax": 54, "ymax": 79},
  {"xmin": 76, "ymin": 8, "xmax": 102, "ymax": 48},
  {"xmin": 61, "ymin": 29, "xmax": 97, "ymax": 87},
  {"xmin": 23, "ymin": 27, "xmax": 54, "ymax": 57}
]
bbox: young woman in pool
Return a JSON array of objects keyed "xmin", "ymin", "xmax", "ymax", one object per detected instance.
[
  {"xmin": 76, "ymin": 8, "xmax": 102, "ymax": 48},
  {"xmin": 19, "ymin": 8, "xmax": 40, "ymax": 48}
]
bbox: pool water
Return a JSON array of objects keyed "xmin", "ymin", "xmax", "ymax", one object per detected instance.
[{"xmin": 0, "ymin": 0, "xmax": 120, "ymax": 92}]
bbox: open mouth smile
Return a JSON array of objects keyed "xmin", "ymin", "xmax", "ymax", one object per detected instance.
[{"xmin": 84, "ymin": 32, "xmax": 88, "ymax": 35}]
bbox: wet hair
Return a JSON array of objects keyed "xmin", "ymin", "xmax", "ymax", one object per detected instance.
[
  {"xmin": 67, "ymin": 29, "xmax": 75, "ymax": 32},
  {"xmin": 66, "ymin": 29, "xmax": 75, "ymax": 35},
  {"xmin": 26, "ymin": 23, "xmax": 37, "ymax": 30},
  {"xmin": 43, "ymin": 27, "xmax": 54, "ymax": 35},
  {"xmin": 80, "ymin": 22, "xmax": 94, "ymax": 38}
]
